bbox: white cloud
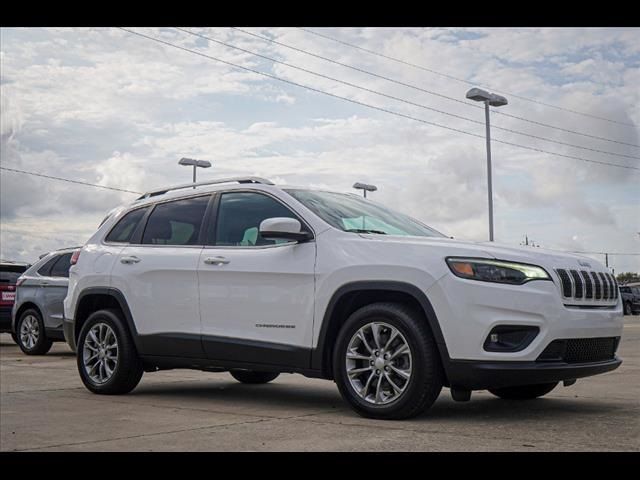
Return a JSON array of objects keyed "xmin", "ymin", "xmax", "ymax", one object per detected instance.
[{"xmin": 1, "ymin": 27, "xmax": 639, "ymax": 273}]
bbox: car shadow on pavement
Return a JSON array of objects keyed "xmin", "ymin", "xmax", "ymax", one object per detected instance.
[{"xmin": 125, "ymin": 377, "xmax": 623, "ymax": 422}]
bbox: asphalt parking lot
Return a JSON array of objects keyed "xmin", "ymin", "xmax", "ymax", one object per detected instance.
[{"xmin": 1, "ymin": 317, "xmax": 639, "ymax": 452}]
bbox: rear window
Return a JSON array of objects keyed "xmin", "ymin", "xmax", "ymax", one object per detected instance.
[
  {"xmin": 620, "ymin": 286, "xmax": 631, "ymax": 293},
  {"xmin": 0, "ymin": 265, "xmax": 28, "ymax": 284}
]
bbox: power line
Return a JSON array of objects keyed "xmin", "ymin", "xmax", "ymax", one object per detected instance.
[
  {"xmin": 0, "ymin": 166, "xmax": 141, "ymax": 194},
  {"xmin": 232, "ymin": 27, "xmax": 640, "ymax": 149},
  {"xmin": 569, "ymin": 251, "xmax": 640, "ymax": 256},
  {"xmin": 298, "ymin": 27, "xmax": 638, "ymax": 128},
  {"xmin": 181, "ymin": 28, "xmax": 639, "ymax": 161},
  {"xmin": 118, "ymin": 28, "xmax": 640, "ymax": 172}
]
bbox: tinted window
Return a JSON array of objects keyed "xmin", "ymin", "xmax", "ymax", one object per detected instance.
[
  {"xmin": 106, "ymin": 207, "xmax": 148, "ymax": 243},
  {"xmin": 37, "ymin": 256, "xmax": 59, "ymax": 276},
  {"xmin": 50, "ymin": 253, "xmax": 73, "ymax": 278},
  {"xmin": 620, "ymin": 287, "xmax": 631, "ymax": 293},
  {"xmin": 142, "ymin": 196, "xmax": 210, "ymax": 246},
  {"xmin": 213, "ymin": 192, "xmax": 301, "ymax": 246},
  {"xmin": 0, "ymin": 265, "xmax": 27, "ymax": 284}
]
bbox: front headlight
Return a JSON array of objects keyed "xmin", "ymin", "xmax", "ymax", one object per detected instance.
[{"xmin": 446, "ymin": 257, "xmax": 551, "ymax": 285}]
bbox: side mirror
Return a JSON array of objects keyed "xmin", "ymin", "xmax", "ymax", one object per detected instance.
[{"xmin": 259, "ymin": 217, "xmax": 312, "ymax": 243}]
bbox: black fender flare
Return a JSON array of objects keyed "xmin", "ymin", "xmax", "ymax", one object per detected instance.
[
  {"xmin": 311, "ymin": 280, "xmax": 451, "ymax": 378},
  {"xmin": 74, "ymin": 287, "xmax": 141, "ymax": 351}
]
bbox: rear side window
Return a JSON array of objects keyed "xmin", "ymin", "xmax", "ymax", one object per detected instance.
[
  {"xmin": 105, "ymin": 207, "xmax": 149, "ymax": 243},
  {"xmin": 142, "ymin": 196, "xmax": 210, "ymax": 246},
  {"xmin": 37, "ymin": 256, "xmax": 60, "ymax": 276},
  {"xmin": 49, "ymin": 253, "xmax": 73, "ymax": 278}
]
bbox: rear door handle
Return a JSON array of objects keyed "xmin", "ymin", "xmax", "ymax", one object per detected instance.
[
  {"xmin": 120, "ymin": 256, "xmax": 141, "ymax": 265},
  {"xmin": 204, "ymin": 256, "xmax": 230, "ymax": 265}
]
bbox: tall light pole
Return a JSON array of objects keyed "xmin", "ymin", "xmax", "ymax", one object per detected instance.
[
  {"xmin": 465, "ymin": 88, "xmax": 508, "ymax": 242},
  {"xmin": 179, "ymin": 157, "xmax": 212, "ymax": 187},
  {"xmin": 353, "ymin": 182, "xmax": 377, "ymax": 199},
  {"xmin": 353, "ymin": 182, "xmax": 377, "ymax": 230}
]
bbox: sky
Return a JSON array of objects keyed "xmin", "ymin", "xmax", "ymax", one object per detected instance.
[{"xmin": 1, "ymin": 27, "xmax": 639, "ymax": 273}]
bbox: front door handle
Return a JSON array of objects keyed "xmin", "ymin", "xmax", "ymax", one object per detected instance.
[
  {"xmin": 204, "ymin": 256, "xmax": 230, "ymax": 265},
  {"xmin": 120, "ymin": 256, "xmax": 141, "ymax": 265}
]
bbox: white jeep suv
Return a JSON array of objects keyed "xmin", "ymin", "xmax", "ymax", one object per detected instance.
[{"xmin": 64, "ymin": 177, "xmax": 623, "ymax": 419}]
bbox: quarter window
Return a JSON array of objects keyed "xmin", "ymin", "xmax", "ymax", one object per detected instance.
[
  {"xmin": 142, "ymin": 196, "xmax": 210, "ymax": 246},
  {"xmin": 37, "ymin": 256, "xmax": 60, "ymax": 276},
  {"xmin": 49, "ymin": 253, "xmax": 73, "ymax": 278},
  {"xmin": 212, "ymin": 192, "xmax": 303, "ymax": 246},
  {"xmin": 106, "ymin": 207, "xmax": 149, "ymax": 243}
]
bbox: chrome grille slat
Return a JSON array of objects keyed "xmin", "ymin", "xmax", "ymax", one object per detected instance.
[
  {"xmin": 598, "ymin": 272, "xmax": 609, "ymax": 300},
  {"xmin": 591, "ymin": 272, "xmax": 602, "ymax": 300},
  {"xmin": 569, "ymin": 270, "xmax": 583, "ymax": 299},
  {"xmin": 580, "ymin": 270, "xmax": 593, "ymax": 299}
]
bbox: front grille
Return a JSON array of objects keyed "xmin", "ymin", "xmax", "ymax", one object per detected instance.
[
  {"xmin": 537, "ymin": 337, "xmax": 619, "ymax": 363},
  {"xmin": 556, "ymin": 268, "xmax": 617, "ymax": 304}
]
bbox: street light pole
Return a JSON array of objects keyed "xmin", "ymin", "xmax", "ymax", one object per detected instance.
[
  {"xmin": 484, "ymin": 100, "xmax": 494, "ymax": 242},
  {"xmin": 179, "ymin": 157, "xmax": 212, "ymax": 187},
  {"xmin": 466, "ymin": 88, "xmax": 508, "ymax": 242}
]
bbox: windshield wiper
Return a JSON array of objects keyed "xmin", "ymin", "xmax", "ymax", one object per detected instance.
[{"xmin": 345, "ymin": 229, "xmax": 387, "ymax": 235}]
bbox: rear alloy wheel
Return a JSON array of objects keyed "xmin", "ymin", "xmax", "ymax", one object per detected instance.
[
  {"xmin": 230, "ymin": 370, "xmax": 280, "ymax": 384},
  {"xmin": 77, "ymin": 309, "xmax": 143, "ymax": 394},
  {"xmin": 16, "ymin": 309, "xmax": 53, "ymax": 355},
  {"xmin": 489, "ymin": 382, "xmax": 558, "ymax": 400}
]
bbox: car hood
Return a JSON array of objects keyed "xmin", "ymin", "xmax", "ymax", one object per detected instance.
[{"xmin": 356, "ymin": 234, "xmax": 606, "ymax": 272}]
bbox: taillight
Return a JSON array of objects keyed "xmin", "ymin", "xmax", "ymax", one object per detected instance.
[{"xmin": 70, "ymin": 249, "xmax": 81, "ymax": 266}]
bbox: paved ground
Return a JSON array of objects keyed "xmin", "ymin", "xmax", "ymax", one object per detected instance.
[{"xmin": 1, "ymin": 317, "xmax": 639, "ymax": 451}]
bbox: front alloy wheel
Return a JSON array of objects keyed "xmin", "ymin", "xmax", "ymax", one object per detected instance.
[
  {"xmin": 334, "ymin": 302, "xmax": 443, "ymax": 420},
  {"xmin": 345, "ymin": 322, "xmax": 412, "ymax": 405}
]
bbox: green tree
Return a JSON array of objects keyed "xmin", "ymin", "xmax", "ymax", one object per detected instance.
[{"xmin": 616, "ymin": 272, "xmax": 640, "ymax": 284}]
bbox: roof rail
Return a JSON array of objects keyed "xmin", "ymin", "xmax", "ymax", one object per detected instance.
[{"xmin": 136, "ymin": 177, "xmax": 275, "ymax": 200}]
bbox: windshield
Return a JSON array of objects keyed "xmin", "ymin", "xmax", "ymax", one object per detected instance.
[{"xmin": 285, "ymin": 189, "xmax": 445, "ymax": 237}]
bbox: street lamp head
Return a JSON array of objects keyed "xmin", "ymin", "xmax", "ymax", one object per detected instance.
[
  {"xmin": 353, "ymin": 182, "xmax": 377, "ymax": 192},
  {"xmin": 179, "ymin": 157, "xmax": 212, "ymax": 168},
  {"xmin": 466, "ymin": 88, "xmax": 508, "ymax": 107}
]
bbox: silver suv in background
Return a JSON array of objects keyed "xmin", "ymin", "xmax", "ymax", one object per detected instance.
[{"xmin": 11, "ymin": 247, "xmax": 76, "ymax": 355}]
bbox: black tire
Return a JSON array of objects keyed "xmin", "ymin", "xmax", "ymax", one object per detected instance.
[
  {"xmin": 77, "ymin": 308, "xmax": 143, "ymax": 395},
  {"xmin": 624, "ymin": 302, "xmax": 633, "ymax": 316},
  {"xmin": 489, "ymin": 382, "xmax": 558, "ymax": 400},
  {"xmin": 333, "ymin": 302, "xmax": 443, "ymax": 420},
  {"xmin": 10, "ymin": 331, "xmax": 19, "ymax": 344},
  {"xmin": 16, "ymin": 309, "xmax": 53, "ymax": 355},
  {"xmin": 230, "ymin": 370, "xmax": 280, "ymax": 384}
]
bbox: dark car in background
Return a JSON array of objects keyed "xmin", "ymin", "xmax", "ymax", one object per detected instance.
[
  {"xmin": 1, "ymin": 261, "xmax": 30, "ymax": 340},
  {"xmin": 11, "ymin": 248, "xmax": 76, "ymax": 354},
  {"xmin": 620, "ymin": 285, "xmax": 640, "ymax": 315}
]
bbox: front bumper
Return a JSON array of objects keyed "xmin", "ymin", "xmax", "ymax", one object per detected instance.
[
  {"xmin": 427, "ymin": 273, "xmax": 624, "ymax": 361},
  {"xmin": 447, "ymin": 357, "xmax": 622, "ymax": 390}
]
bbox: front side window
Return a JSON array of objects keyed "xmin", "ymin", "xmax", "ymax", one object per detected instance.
[
  {"xmin": 49, "ymin": 253, "xmax": 73, "ymax": 278},
  {"xmin": 213, "ymin": 192, "xmax": 302, "ymax": 247},
  {"xmin": 105, "ymin": 207, "xmax": 149, "ymax": 243},
  {"xmin": 285, "ymin": 189, "xmax": 444, "ymax": 237},
  {"xmin": 142, "ymin": 196, "xmax": 210, "ymax": 246}
]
